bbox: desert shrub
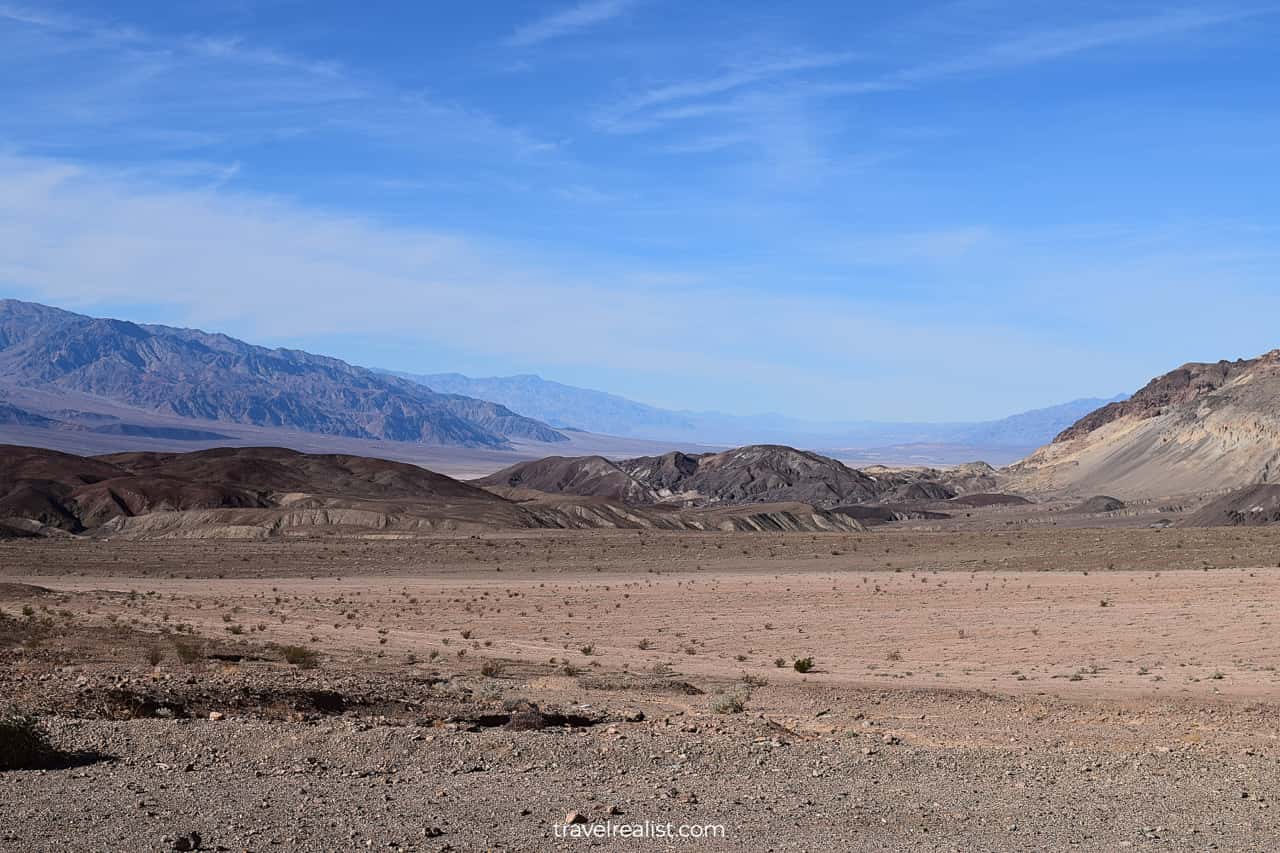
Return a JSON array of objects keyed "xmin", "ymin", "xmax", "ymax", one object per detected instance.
[
  {"xmin": 793, "ymin": 657, "xmax": 815, "ymax": 673},
  {"xmin": 280, "ymin": 645, "xmax": 319, "ymax": 669},
  {"xmin": 0, "ymin": 711, "xmax": 53, "ymax": 771},
  {"xmin": 480, "ymin": 658, "xmax": 506, "ymax": 678},
  {"xmin": 173, "ymin": 639, "xmax": 203, "ymax": 664},
  {"xmin": 713, "ymin": 693, "xmax": 746, "ymax": 714},
  {"xmin": 774, "ymin": 657, "xmax": 787, "ymax": 668}
]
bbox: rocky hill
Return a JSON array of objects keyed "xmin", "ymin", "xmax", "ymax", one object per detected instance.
[
  {"xmin": 478, "ymin": 444, "xmax": 990, "ymax": 508},
  {"xmin": 1180, "ymin": 485, "xmax": 1280, "ymax": 527},
  {"xmin": 0, "ymin": 445, "xmax": 864, "ymax": 537},
  {"xmin": 480, "ymin": 455, "xmax": 660, "ymax": 504},
  {"xmin": 1010, "ymin": 350, "xmax": 1280, "ymax": 498},
  {"xmin": 0, "ymin": 300, "xmax": 565, "ymax": 449}
]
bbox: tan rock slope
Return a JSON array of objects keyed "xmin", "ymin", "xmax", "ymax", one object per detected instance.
[{"xmin": 1009, "ymin": 350, "xmax": 1280, "ymax": 498}]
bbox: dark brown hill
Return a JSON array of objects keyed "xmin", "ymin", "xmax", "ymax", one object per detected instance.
[
  {"xmin": 479, "ymin": 444, "xmax": 886, "ymax": 508},
  {"xmin": 0, "ymin": 444, "xmax": 137, "ymax": 531},
  {"xmin": 948, "ymin": 493, "xmax": 1032, "ymax": 508},
  {"xmin": 0, "ymin": 445, "xmax": 864, "ymax": 537},
  {"xmin": 100, "ymin": 447, "xmax": 492, "ymax": 501},
  {"xmin": 1180, "ymin": 485, "xmax": 1280, "ymax": 527},
  {"xmin": 1070, "ymin": 495, "xmax": 1126, "ymax": 514},
  {"xmin": 478, "ymin": 455, "xmax": 657, "ymax": 504},
  {"xmin": 0, "ymin": 445, "xmax": 514, "ymax": 533},
  {"xmin": 653, "ymin": 445, "xmax": 882, "ymax": 507}
]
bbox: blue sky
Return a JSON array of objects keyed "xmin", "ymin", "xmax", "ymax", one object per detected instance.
[{"xmin": 1, "ymin": 1, "xmax": 1278, "ymax": 420}]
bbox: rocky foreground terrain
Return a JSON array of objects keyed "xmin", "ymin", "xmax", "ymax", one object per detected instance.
[{"xmin": 5, "ymin": 524, "xmax": 1280, "ymax": 851}]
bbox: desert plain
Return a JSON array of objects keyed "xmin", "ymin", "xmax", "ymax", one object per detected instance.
[{"xmin": 5, "ymin": 506, "xmax": 1280, "ymax": 851}]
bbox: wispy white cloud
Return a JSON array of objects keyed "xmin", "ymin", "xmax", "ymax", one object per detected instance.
[
  {"xmin": 596, "ymin": 51, "xmax": 856, "ymax": 133},
  {"xmin": 505, "ymin": 0, "xmax": 635, "ymax": 47},
  {"xmin": 603, "ymin": 6, "xmax": 1267, "ymax": 140},
  {"xmin": 186, "ymin": 35, "xmax": 345, "ymax": 79},
  {"xmin": 658, "ymin": 132, "xmax": 750, "ymax": 154},
  {"xmin": 832, "ymin": 226, "xmax": 996, "ymax": 266},
  {"xmin": 0, "ymin": 1, "xmax": 352, "ymax": 78},
  {"xmin": 887, "ymin": 6, "xmax": 1267, "ymax": 85},
  {"xmin": 4, "ymin": 153, "xmax": 1277, "ymax": 419},
  {"xmin": 0, "ymin": 1, "xmax": 143, "ymax": 42},
  {"xmin": 0, "ymin": 5, "xmax": 559, "ymax": 165},
  {"xmin": 554, "ymin": 183, "xmax": 630, "ymax": 203}
]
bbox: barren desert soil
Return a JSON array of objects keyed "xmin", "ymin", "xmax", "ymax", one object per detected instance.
[{"xmin": 5, "ymin": 528, "xmax": 1280, "ymax": 850}]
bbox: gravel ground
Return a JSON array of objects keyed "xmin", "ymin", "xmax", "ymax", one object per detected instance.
[
  {"xmin": 5, "ymin": 530, "xmax": 1280, "ymax": 851},
  {"xmin": 6, "ymin": 694, "xmax": 1280, "ymax": 852}
]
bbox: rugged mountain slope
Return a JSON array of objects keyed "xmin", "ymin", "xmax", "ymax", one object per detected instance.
[
  {"xmin": 0, "ymin": 300, "xmax": 565, "ymax": 449},
  {"xmin": 477, "ymin": 444, "xmax": 987, "ymax": 509},
  {"xmin": 1010, "ymin": 351, "xmax": 1280, "ymax": 498},
  {"xmin": 0, "ymin": 401, "xmax": 61, "ymax": 429},
  {"xmin": 951, "ymin": 396, "xmax": 1128, "ymax": 447}
]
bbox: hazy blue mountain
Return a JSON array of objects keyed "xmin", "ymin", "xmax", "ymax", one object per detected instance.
[
  {"xmin": 392, "ymin": 370, "xmax": 1126, "ymax": 451},
  {"xmin": 394, "ymin": 372, "xmax": 696, "ymax": 436},
  {"xmin": 950, "ymin": 396, "xmax": 1129, "ymax": 447}
]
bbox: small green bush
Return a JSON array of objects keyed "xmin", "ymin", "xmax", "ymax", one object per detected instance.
[{"xmin": 793, "ymin": 657, "xmax": 815, "ymax": 674}]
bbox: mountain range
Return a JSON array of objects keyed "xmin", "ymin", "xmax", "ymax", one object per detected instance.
[
  {"xmin": 393, "ymin": 369, "xmax": 1124, "ymax": 454},
  {"xmin": 0, "ymin": 299, "xmax": 565, "ymax": 450},
  {"xmin": 0, "ymin": 299, "xmax": 1130, "ymax": 470}
]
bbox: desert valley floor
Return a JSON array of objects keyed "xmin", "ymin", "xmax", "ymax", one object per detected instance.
[{"xmin": 6, "ymin": 519, "xmax": 1280, "ymax": 851}]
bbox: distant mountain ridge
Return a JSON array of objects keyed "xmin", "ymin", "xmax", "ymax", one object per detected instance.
[
  {"xmin": 393, "ymin": 369, "xmax": 1124, "ymax": 451},
  {"xmin": 0, "ymin": 300, "xmax": 566, "ymax": 449},
  {"xmin": 388, "ymin": 371, "xmax": 697, "ymax": 435}
]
